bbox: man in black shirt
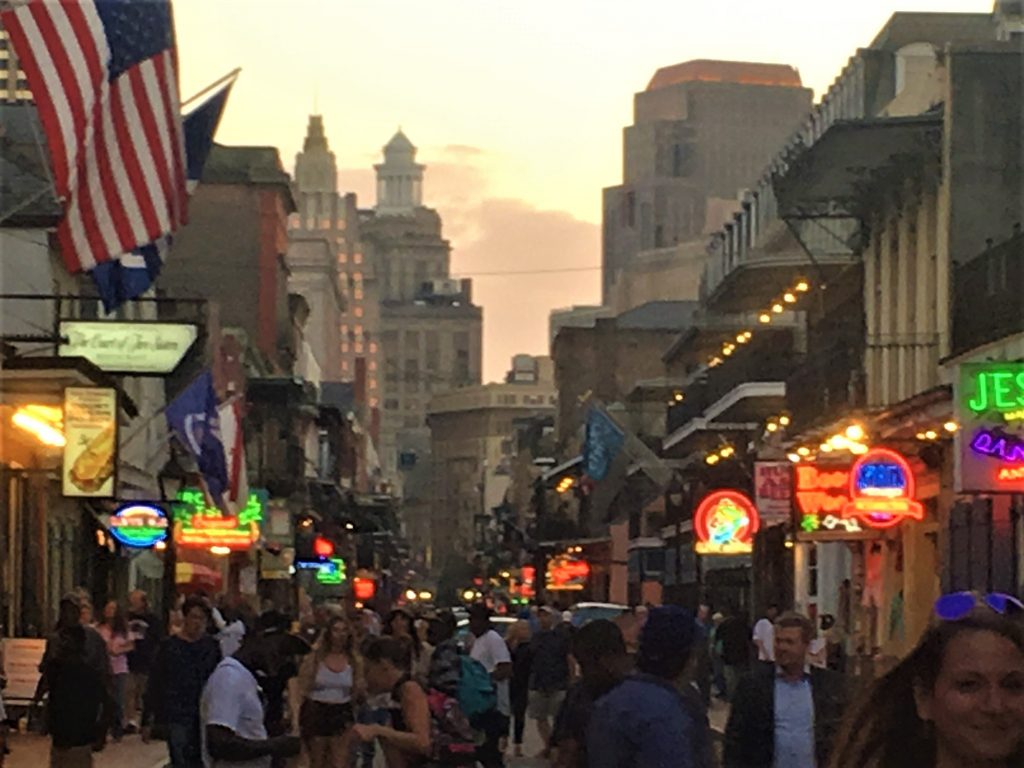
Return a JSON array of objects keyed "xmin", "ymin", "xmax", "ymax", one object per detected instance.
[
  {"xmin": 142, "ymin": 596, "xmax": 221, "ymax": 768},
  {"xmin": 126, "ymin": 589, "xmax": 163, "ymax": 732},
  {"xmin": 716, "ymin": 610, "xmax": 752, "ymax": 701},
  {"xmin": 528, "ymin": 607, "xmax": 570, "ymax": 758}
]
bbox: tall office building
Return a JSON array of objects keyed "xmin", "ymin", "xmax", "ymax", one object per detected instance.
[
  {"xmin": 602, "ymin": 60, "xmax": 812, "ymax": 311},
  {"xmin": 0, "ymin": 28, "xmax": 31, "ymax": 103},
  {"xmin": 360, "ymin": 131, "xmax": 483, "ymax": 488}
]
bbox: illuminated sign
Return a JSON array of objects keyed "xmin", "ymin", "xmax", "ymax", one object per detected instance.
[
  {"xmin": 693, "ymin": 490, "xmax": 759, "ymax": 555},
  {"xmin": 842, "ymin": 448, "xmax": 923, "ymax": 530},
  {"xmin": 60, "ymin": 321, "xmax": 197, "ymax": 375},
  {"xmin": 794, "ymin": 464, "xmax": 874, "ymax": 539},
  {"xmin": 313, "ymin": 536, "xmax": 335, "ymax": 558},
  {"xmin": 754, "ymin": 462, "xmax": 792, "ymax": 524},
  {"xmin": 353, "ymin": 577, "xmax": 376, "ymax": 601},
  {"xmin": 956, "ymin": 363, "xmax": 1024, "ymax": 492},
  {"xmin": 63, "ymin": 388, "xmax": 117, "ymax": 498},
  {"xmin": 546, "ymin": 557, "xmax": 590, "ymax": 591},
  {"xmin": 173, "ymin": 488, "xmax": 265, "ymax": 551},
  {"xmin": 296, "ymin": 558, "xmax": 347, "ymax": 585},
  {"xmin": 109, "ymin": 503, "xmax": 168, "ymax": 548}
]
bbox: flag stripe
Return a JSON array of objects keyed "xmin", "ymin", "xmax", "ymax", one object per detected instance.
[
  {"xmin": 119, "ymin": 72, "xmax": 171, "ymax": 234},
  {"xmin": 99, "ymin": 88, "xmax": 147, "ymax": 244},
  {"xmin": 143, "ymin": 53, "xmax": 179, "ymax": 228},
  {"xmin": 154, "ymin": 51, "xmax": 188, "ymax": 225},
  {"xmin": 129, "ymin": 63, "xmax": 175, "ymax": 233},
  {"xmin": 109, "ymin": 81, "xmax": 164, "ymax": 238},
  {"xmin": 5, "ymin": 6, "xmax": 71, "ymax": 191}
]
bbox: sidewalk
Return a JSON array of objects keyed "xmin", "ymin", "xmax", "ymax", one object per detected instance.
[{"xmin": 5, "ymin": 733, "xmax": 168, "ymax": 768}]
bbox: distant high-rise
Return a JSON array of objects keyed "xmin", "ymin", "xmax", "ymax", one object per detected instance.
[
  {"xmin": 602, "ymin": 59, "xmax": 812, "ymax": 311},
  {"xmin": 0, "ymin": 28, "xmax": 31, "ymax": 103},
  {"xmin": 375, "ymin": 130, "xmax": 425, "ymax": 216}
]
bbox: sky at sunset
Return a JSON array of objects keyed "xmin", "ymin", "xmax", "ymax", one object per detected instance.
[{"xmin": 174, "ymin": 0, "xmax": 991, "ymax": 382}]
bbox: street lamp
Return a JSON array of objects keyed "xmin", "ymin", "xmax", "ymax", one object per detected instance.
[{"xmin": 157, "ymin": 449, "xmax": 188, "ymax": 627}]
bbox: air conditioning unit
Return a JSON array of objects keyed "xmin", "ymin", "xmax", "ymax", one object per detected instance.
[{"xmin": 430, "ymin": 279, "xmax": 462, "ymax": 297}]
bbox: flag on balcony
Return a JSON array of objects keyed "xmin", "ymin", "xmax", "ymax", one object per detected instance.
[
  {"xmin": 165, "ymin": 369, "xmax": 227, "ymax": 506},
  {"xmin": 1, "ymin": 0, "xmax": 187, "ymax": 273},
  {"xmin": 583, "ymin": 406, "xmax": 625, "ymax": 482},
  {"xmin": 90, "ymin": 74, "xmax": 235, "ymax": 312}
]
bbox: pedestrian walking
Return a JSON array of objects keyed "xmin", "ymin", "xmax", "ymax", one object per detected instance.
[
  {"xmin": 426, "ymin": 610, "xmax": 461, "ymax": 696},
  {"xmin": 125, "ymin": 589, "xmax": 163, "ymax": 733},
  {"xmin": 829, "ymin": 592, "xmax": 1024, "ymax": 768},
  {"xmin": 587, "ymin": 606, "xmax": 710, "ymax": 768},
  {"xmin": 386, "ymin": 608, "xmax": 430, "ymax": 685},
  {"xmin": 549, "ymin": 619, "xmax": 629, "ymax": 768},
  {"xmin": 293, "ymin": 615, "xmax": 362, "ymax": 768},
  {"xmin": 39, "ymin": 593, "xmax": 112, "ymax": 768},
  {"xmin": 528, "ymin": 606, "xmax": 570, "ymax": 758},
  {"xmin": 467, "ymin": 604, "xmax": 512, "ymax": 768},
  {"xmin": 352, "ymin": 636, "xmax": 434, "ymax": 767},
  {"xmin": 95, "ymin": 600, "xmax": 133, "ymax": 741},
  {"xmin": 717, "ymin": 609, "xmax": 751, "ymax": 700},
  {"xmin": 212, "ymin": 601, "xmax": 247, "ymax": 659},
  {"xmin": 751, "ymin": 603, "xmax": 779, "ymax": 668},
  {"xmin": 724, "ymin": 611, "xmax": 847, "ymax": 768},
  {"xmin": 201, "ymin": 631, "xmax": 301, "ymax": 768},
  {"xmin": 506, "ymin": 619, "xmax": 532, "ymax": 758},
  {"xmin": 142, "ymin": 596, "xmax": 221, "ymax": 768}
]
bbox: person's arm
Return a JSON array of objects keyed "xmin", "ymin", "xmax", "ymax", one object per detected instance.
[
  {"xmin": 723, "ymin": 677, "xmax": 753, "ymax": 768},
  {"xmin": 141, "ymin": 641, "xmax": 166, "ymax": 733},
  {"xmin": 489, "ymin": 633, "xmax": 512, "ymax": 682},
  {"xmin": 205, "ymin": 725, "xmax": 300, "ymax": 761},
  {"xmin": 353, "ymin": 681, "xmax": 431, "ymax": 757}
]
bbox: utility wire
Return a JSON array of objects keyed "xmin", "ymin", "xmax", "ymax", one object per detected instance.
[{"xmin": 452, "ymin": 265, "xmax": 601, "ymax": 278}]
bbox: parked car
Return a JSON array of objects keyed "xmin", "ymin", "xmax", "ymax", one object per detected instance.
[{"xmin": 569, "ymin": 602, "xmax": 629, "ymax": 627}]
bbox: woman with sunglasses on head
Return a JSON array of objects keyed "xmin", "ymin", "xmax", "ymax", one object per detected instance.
[{"xmin": 829, "ymin": 592, "xmax": 1024, "ymax": 768}]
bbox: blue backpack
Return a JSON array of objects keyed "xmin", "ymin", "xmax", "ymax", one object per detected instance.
[{"xmin": 457, "ymin": 655, "xmax": 497, "ymax": 718}]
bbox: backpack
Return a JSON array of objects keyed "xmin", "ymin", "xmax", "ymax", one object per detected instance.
[
  {"xmin": 426, "ymin": 689, "xmax": 479, "ymax": 766},
  {"xmin": 457, "ymin": 655, "xmax": 496, "ymax": 719}
]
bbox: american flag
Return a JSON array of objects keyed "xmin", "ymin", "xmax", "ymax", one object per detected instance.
[{"xmin": 1, "ymin": 0, "xmax": 187, "ymax": 274}]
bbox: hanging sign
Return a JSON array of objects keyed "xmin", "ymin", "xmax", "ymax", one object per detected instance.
[
  {"xmin": 109, "ymin": 503, "xmax": 168, "ymax": 548},
  {"xmin": 754, "ymin": 462, "xmax": 793, "ymax": 524},
  {"xmin": 63, "ymin": 387, "xmax": 117, "ymax": 498},
  {"xmin": 546, "ymin": 556, "xmax": 590, "ymax": 591},
  {"xmin": 956, "ymin": 363, "xmax": 1024, "ymax": 492},
  {"xmin": 842, "ymin": 448, "xmax": 923, "ymax": 530},
  {"xmin": 794, "ymin": 463, "xmax": 867, "ymax": 539},
  {"xmin": 174, "ymin": 487, "xmax": 266, "ymax": 551},
  {"xmin": 693, "ymin": 490, "xmax": 759, "ymax": 555},
  {"xmin": 59, "ymin": 321, "xmax": 197, "ymax": 374}
]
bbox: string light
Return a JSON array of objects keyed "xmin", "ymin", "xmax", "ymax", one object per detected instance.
[
  {"xmin": 845, "ymin": 424, "xmax": 866, "ymax": 441},
  {"xmin": 797, "ymin": 447, "xmax": 811, "ymax": 457},
  {"xmin": 706, "ymin": 454, "xmax": 720, "ymax": 465},
  {"xmin": 766, "ymin": 422, "xmax": 779, "ymax": 433},
  {"xmin": 787, "ymin": 452, "xmax": 802, "ymax": 463},
  {"xmin": 783, "ymin": 292, "xmax": 796, "ymax": 303},
  {"xmin": 779, "ymin": 415, "xmax": 791, "ymax": 427},
  {"xmin": 795, "ymin": 280, "xmax": 809, "ymax": 292},
  {"xmin": 759, "ymin": 313, "xmax": 771, "ymax": 324},
  {"xmin": 772, "ymin": 303, "xmax": 784, "ymax": 314},
  {"xmin": 944, "ymin": 421, "xmax": 958, "ymax": 433}
]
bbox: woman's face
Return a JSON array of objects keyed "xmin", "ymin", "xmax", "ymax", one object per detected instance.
[
  {"xmin": 390, "ymin": 614, "xmax": 411, "ymax": 637},
  {"xmin": 104, "ymin": 601, "xmax": 117, "ymax": 621},
  {"xmin": 364, "ymin": 659, "xmax": 393, "ymax": 694},
  {"xmin": 328, "ymin": 620, "xmax": 349, "ymax": 649},
  {"xmin": 916, "ymin": 629, "xmax": 1024, "ymax": 763}
]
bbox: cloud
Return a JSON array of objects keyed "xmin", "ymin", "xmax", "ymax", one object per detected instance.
[{"xmin": 338, "ymin": 150, "xmax": 600, "ymax": 383}]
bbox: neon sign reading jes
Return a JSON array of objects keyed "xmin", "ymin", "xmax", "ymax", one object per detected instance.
[
  {"xmin": 842, "ymin": 449, "xmax": 923, "ymax": 530},
  {"xmin": 174, "ymin": 488, "xmax": 265, "ymax": 551},
  {"xmin": 693, "ymin": 490, "xmax": 759, "ymax": 555},
  {"xmin": 109, "ymin": 503, "xmax": 168, "ymax": 548},
  {"xmin": 966, "ymin": 369, "xmax": 1024, "ymax": 414}
]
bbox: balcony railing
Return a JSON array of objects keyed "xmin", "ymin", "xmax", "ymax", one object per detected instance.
[{"xmin": 952, "ymin": 232, "xmax": 1024, "ymax": 356}]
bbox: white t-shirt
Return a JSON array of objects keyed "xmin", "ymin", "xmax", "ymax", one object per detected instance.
[
  {"xmin": 201, "ymin": 657, "xmax": 271, "ymax": 768},
  {"xmin": 753, "ymin": 618, "xmax": 775, "ymax": 662},
  {"xmin": 470, "ymin": 628, "xmax": 511, "ymax": 716}
]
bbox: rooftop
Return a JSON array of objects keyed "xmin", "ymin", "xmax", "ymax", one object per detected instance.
[
  {"xmin": 646, "ymin": 59, "xmax": 803, "ymax": 92},
  {"xmin": 869, "ymin": 11, "xmax": 996, "ymax": 51},
  {"xmin": 615, "ymin": 300, "xmax": 699, "ymax": 331}
]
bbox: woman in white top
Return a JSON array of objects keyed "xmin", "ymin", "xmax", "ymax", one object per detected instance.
[{"xmin": 294, "ymin": 615, "xmax": 364, "ymax": 768}]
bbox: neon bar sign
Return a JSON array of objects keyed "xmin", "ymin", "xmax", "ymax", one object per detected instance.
[
  {"xmin": 296, "ymin": 558, "xmax": 347, "ymax": 585},
  {"xmin": 174, "ymin": 488, "xmax": 265, "ymax": 550},
  {"xmin": 842, "ymin": 448, "xmax": 923, "ymax": 530},
  {"xmin": 693, "ymin": 490, "xmax": 759, "ymax": 555},
  {"xmin": 957, "ymin": 363, "xmax": 1024, "ymax": 492},
  {"xmin": 970, "ymin": 429, "xmax": 1024, "ymax": 463},
  {"xmin": 966, "ymin": 369, "xmax": 1024, "ymax": 414},
  {"xmin": 109, "ymin": 503, "xmax": 168, "ymax": 548}
]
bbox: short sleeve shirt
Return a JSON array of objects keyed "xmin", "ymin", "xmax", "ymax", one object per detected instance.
[
  {"xmin": 470, "ymin": 629, "xmax": 511, "ymax": 716},
  {"xmin": 201, "ymin": 657, "xmax": 270, "ymax": 768},
  {"xmin": 753, "ymin": 619, "xmax": 775, "ymax": 662}
]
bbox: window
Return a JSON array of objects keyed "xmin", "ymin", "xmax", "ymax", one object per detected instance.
[
  {"xmin": 369, "ymin": 342, "xmax": 379, "ymax": 354},
  {"xmin": 385, "ymin": 399, "xmax": 399, "ymax": 410},
  {"xmin": 624, "ymin": 191, "xmax": 636, "ymax": 228},
  {"xmin": 354, "ymin": 252, "xmax": 363, "ymax": 265},
  {"xmin": 404, "ymin": 358, "xmax": 420, "ymax": 384},
  {"xmin": 672, "ymin": 144, "xmax": 686, "ymax": 177},
  {"xmin": 354, "ymin": 307, "xmax": 364, "ymax": 318},
  {"xmin": 355, "ymin": 325, "xmax": 364, "ymax": 337},
  {"xmin": 339, "ymin": 252, "xmax": 348, "ymax": 264},
  {"xmin": 354, "ymin": 289, "xmax": 364, "ymax": 300},
  {"xmin": 341, "ymin": 360, "xmax": 350, "ymax": 372},
  {"xmin": 369, "ymin": 361, "xmax": 378, "ymax": 371},
  {"xmin": 405, "ymin": 330, "xmax": 420, "ymax": 349},
  {"xmin": 341, "ymin": 342, "xmax": 350, "ymax": 353},
  {"xmin": 354, "ymin": 343, "xmax": 364, "ymax": 354},
  {"xmin": 369, "ymin": 377, "xmax": 377, "ymax": 391}
]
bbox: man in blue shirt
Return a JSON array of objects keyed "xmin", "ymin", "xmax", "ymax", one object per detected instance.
[
  {"xmin": 724, "ymin": 611, "xmax": 847, "ymax": 768},
  {"xmin": 587, "ymin": 606, "xmax": 710, "ymax": 768}
]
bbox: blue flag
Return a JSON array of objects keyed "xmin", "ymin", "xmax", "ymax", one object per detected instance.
[
  {"xmin": 91, "ymin": 78, "xmax": 235, "ymax": 312},
  {"xmin": 583, "ymin": 407, "xmax": 625, "ymax": 482},
  {"xmin": 165, "ymin": 370, "xmax": 228, "ymax": 505}
]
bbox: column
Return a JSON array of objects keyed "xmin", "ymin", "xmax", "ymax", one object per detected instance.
[
  {"xmin": 878, "ymin": 215, "xmax": 896, "ymax": 406},
  {"xmin": 897, "ymin": 189, "xmax": 916, "ymax": 400},
  {"xmin": 863, "ymin": 224, "xmax": 881, "ymax": 407},
  {"xmin": 915, "ymin": 189, "xmax": 937, "ymax": 389}
]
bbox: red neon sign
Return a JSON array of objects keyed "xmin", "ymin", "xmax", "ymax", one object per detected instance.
[
  {"xmin": 693, "ymin": 490, "xmax": 759, "ymax": 555},
  {"xmin": 353, "ymin": 577, "xmax": 376, "ymax": 601},
  {"xmin": 842, "ymin": 448, "xmax": 923, "ymax": 530},
  {"xmin": 313, "ymin": 536, "xmax": 334, "ymax": 558},
  {"xmin": 546, "ymin": 557, "xmax": 590, "ymax": 591}
]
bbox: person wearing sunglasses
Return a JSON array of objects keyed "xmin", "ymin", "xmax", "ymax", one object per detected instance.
[{"xmin": 829, "ymin": 592, "xmax": 1024, "ymax": 768}]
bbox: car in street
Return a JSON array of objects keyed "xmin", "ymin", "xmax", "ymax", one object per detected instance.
[{"xmin": 569, "ymin": 602, "xmax": 629, "ymax": 627}]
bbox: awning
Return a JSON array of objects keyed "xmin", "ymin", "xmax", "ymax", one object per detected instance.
[
  {"xmin": 775, "ymin": 115, "xmax": 943, "ymax": 221},
  {"xmin": 542, "ymin": 455, "xmax": 583, "ymax": 484}
]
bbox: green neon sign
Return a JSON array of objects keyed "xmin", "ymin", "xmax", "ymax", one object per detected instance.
[
  {"xmin": 965, "ymin": 367, "xmax": 1024, "ymax": 413},
  {"xmin": 317, "ymin": 558, "xmax": 347, "ymax": 585}
]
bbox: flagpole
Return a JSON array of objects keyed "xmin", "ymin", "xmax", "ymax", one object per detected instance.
[{"xmin": 180, "ymin": 67, "xmax": 241, "ymax": 111}]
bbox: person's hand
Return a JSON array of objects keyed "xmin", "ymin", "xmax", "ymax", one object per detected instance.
[
  {"xmin": 271, "ymin": 735, "xmax": 301, "ymax": 758},
  {"xmin": 352, "ymin": 724, "xmax": 380, "ymax": 742},
  {"xmin": 141, "ymin": 725, "xmax": 152, "ymax": 743}
]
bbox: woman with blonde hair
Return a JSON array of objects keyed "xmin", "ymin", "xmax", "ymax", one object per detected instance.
[
  {"xmin": 293, "ymin": 615, "xmax": 364, "ymax": 768},
  {"xmin": 829, "ymin": 592, "xmax": 1024, "ymax": 768}
]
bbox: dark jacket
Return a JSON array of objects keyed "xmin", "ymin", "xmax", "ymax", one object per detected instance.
[
  {"xmin": 724, "ymin": 665, "xmax": 846, "ymax": 768},
  {"xmin": 142, "ymin": 634, "xmax": 220, "ymax": 727}
]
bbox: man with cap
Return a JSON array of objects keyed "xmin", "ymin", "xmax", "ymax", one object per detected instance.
[
  {"xmin": 528, "ymin": 606, "xmax": 571, "ymax": 757},
  {"xmin": 39, "ymin": 593, "xmax": 112, "ymax": 767},
  {"xmin": 586, "ymin": 606, "xmax": 711, "ymax": 768}
]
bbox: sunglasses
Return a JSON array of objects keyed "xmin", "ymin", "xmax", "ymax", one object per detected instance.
[{"xmin": 933, "ymin": 591, "xmax": 1024, "ymax": 622}]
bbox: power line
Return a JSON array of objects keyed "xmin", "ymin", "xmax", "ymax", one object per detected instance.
[{"xmin": 453, "ymin": 265, "xmax": 601, "ymax": 278}]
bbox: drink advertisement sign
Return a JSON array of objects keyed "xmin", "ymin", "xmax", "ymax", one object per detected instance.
[{"xmin": 62, "ymin": 387, "xmax": 117, "ymax": 498}]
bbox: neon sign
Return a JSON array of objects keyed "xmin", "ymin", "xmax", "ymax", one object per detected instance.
[
  {"xmin": 970, "ymin": 429, "xmax": 1024, "ymax": 463},
  {"xmin": 965, "ymin": 369, "xmax": 1024, "ymax": 414},
  {"xmin": 957, "ymin": 363, "xmax": 1024, "ymax": 492},
  {"xmin": 841, "ymin": 449, "xmax": 923, "ymax": 530},
  {"xmin": 353, "ymin": 577, "xmax": 376, "ymax": 601},
  {"xmin": 297, "ymin": 558, "xmax": 347, "ymax": 585},
  {"xmin": 174, "ymin": 488, "xmax": 265, "ymax": 551},
  {"xmin": 109, "ymin": 503, "xmax": 168, "ymax": 548},
  {"xmin": 547, "ymin": 557, "xmax": 590, "ymax": 591},
  {"xmin": 693, "ymin": 490, "xmax": 759, "ymax": 555}
]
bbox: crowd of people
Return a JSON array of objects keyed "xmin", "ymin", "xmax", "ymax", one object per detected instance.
[{"xmin": 1, "ymin": 587, "xmax": 1022, "ymax": 768}]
